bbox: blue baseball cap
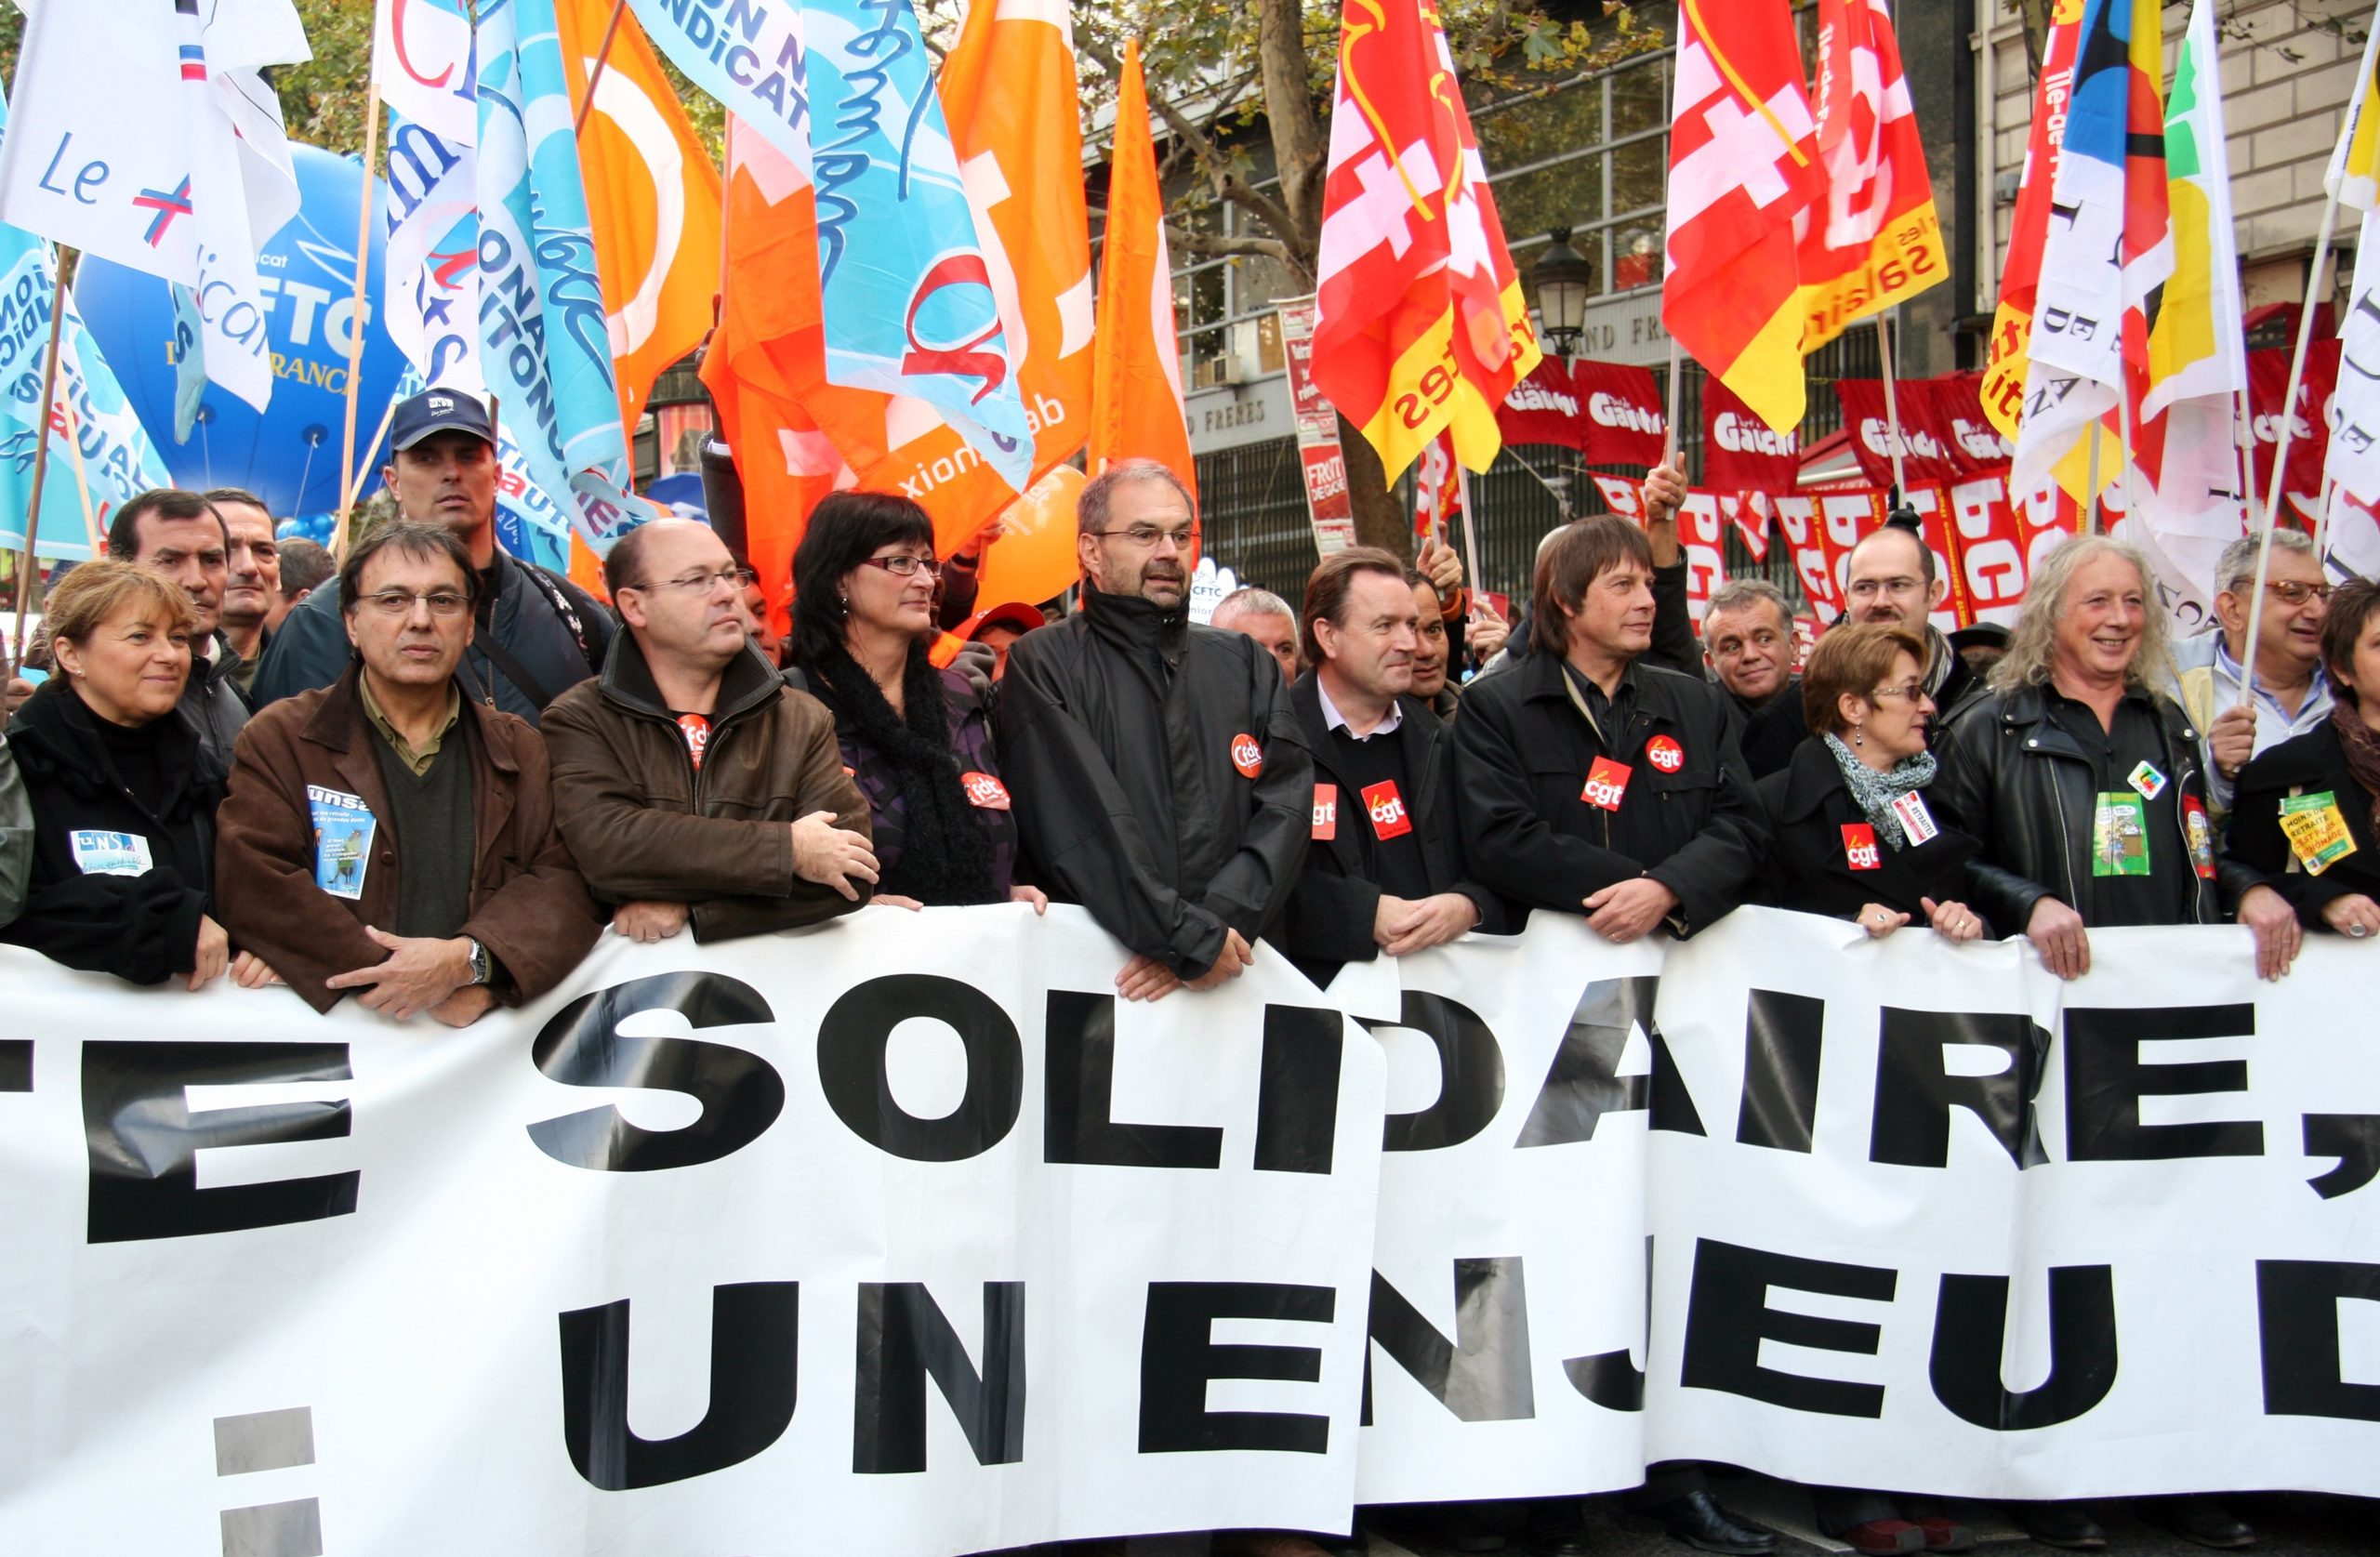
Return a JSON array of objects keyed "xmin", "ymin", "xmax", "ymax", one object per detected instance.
[{"xmin": 390, "ymin": 389, "xmax": 495, "ymax": 452}]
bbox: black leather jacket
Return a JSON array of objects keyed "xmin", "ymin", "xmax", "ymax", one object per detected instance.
[{"xmin": 1931, "ymin": 681, "xmax": 2220, "ymax": 932}]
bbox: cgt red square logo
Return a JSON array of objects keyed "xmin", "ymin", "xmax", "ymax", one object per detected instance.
[
  {"xmin": 1312, "ymin": 783, "xmax": 1339, "ymax": 840},
  {"xmin": 1362, "ymin": 780, "xmax": 1412, "ymax": 839},
  {"xmin": 1842, "ymin": 824, "xmax": 1882, "ymax": 871},
  {"xmin": 1580, "ymin": 757, "xmax": 1632, "ymax": 811}
]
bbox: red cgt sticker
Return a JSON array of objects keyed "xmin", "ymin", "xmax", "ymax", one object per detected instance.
[
  {"xmin": 1842, "ymin": 824, "xmax": 1882, "ymax": 871},
  {"xmin": 1362, "ymin": 779, "xmax": 1413, "ymax": 839},
  {"xmin": 1646, "ymin": 734, "xmax": 1685, "ymax": 773},
  {"xmin": 1312, "ymin": 783, "xmax": 1339, "ymax": 840},
  {"xmin": 1230, "ymin": 732, "xmax": 1264, "ymax": 778},
  {"xmin": 1581, "ymin": 757, "xmax": 1632, "ymax": 811}
]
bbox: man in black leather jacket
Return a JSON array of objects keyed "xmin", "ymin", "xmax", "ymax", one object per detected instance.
[{"xmin": 998, "ymin": 459, "xmax": 1312, "ymax": 1001}]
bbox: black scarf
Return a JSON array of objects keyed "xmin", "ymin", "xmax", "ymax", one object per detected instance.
[{"xmin": 815, "ymin": 640, "xmax": 998, "ymax": 905}]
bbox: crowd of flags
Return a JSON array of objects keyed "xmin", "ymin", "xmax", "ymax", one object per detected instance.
[{"xmin": 0, "ymin": 0, "xmax": 2373, "ymax": 626}]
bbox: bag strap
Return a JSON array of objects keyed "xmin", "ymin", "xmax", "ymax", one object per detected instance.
[
  {"xmin": 470, "ymin": 633, "xmax": 558, "ymax": 713},
  {"xmin": 512, "ymin": 558, "xmax": 600, "ymax": 676}
]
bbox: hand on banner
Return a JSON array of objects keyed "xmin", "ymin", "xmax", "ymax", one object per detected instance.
[
  {"xmin": 2026, "ymin": 897, "xmax": 2092, "ymax": 980},
  {"xmin": 2320, "ymin": 892, "xmax": 2380, "ymax": 941},
  {"xmin": 190, "ymin": 916, "xmax": 231, "ymax": 991},
  {"xmin": 1418, "ymin": 538, "xmax": 1463, "ymax": 602},
  {"xmin": 1922, "ymin": 896, "xmax": 1985, "ymax": 943},
  {"xmin": 429, "ymin": 986, "xmax": 499, "ymax": 1029},
  {"xmin": 612, "ymin": 901, "xmax": 692, "ymax": 943},
  {"xmin": 325, "ymin": 928, "xmax": 475, "ymax": 1020},
  {"xmin": 1012, "ymin": 884, "xmax": 1051, "ymax": 914},
  {"xmin": 871, "ymin": 895, "xmax": 928, "ymax": 912},
  {"xmin": 1114, "ymin": 953, "xmax": 1182, "ymax": 1002},
  {"xmin": 1582, "ymin": 877, "xmax": 1679, "ymax": 943},
  {"xmin": 230, "ymin": 951, "xmax": 283, "ymax": 989},
  {"xmin": 1642, "ymin": 461, "xmax": 1687, "ymax": 566},
  {"xmin": 2209, "ymin": 705, "xmax": 2257, "ymax": 781},
  {"xmin": 1858, "ymin": 903, "xmax": 1911, "ymax": 938},
  {"xmin": 791, "ymin": 811, "xmax": 881, "ymax": 900},
  {"xmin": 2238, "ymin": 886, "xmax": 2305, "ymax": 982},
  {"xmin": 1186, "ymin": 929, "xmax": 1257, "ymax": 992},
  {"xmin": 1378, "ymin": 892, "xmax": 1483, "ymax": 957}
]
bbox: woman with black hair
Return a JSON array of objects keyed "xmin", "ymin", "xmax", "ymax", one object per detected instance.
[{"xmin": 789, "ymin": 492, "xmax": 1045, "ymax": 912}]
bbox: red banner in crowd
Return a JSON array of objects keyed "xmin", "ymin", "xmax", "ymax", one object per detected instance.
[
  {"xmin": 2247, "ymin": 339, "xmax": 2339, "ymax": 524},
  {"xmin": 1496, "ymin": 358, "xmax": 1588, "ymax": 448},
  {"xmin": 1940, "ymin": 372, "xmax": 2015, "ymax": 475},
  {"xmin": 1703, "ymin": 376, "xmax": 1803, "ymax": 494},
  {"xmin": 1588, "ymin": 471, "xmax": 1646, "ymax": 520},
  {"xmin": 1770, "ymin": 488, "xmax": 1889, "ymax": 621},
  {"xmin": 1834, "ymin": 379, "xmax": 1958, "ymax": 489},
  {"xmin": 1571, "ymin": 360, "xmax": 1668, "ymax": 468},
  {"xmin": 1673, "ymin": 491, "xmax": 1734, "ymax": 620}
]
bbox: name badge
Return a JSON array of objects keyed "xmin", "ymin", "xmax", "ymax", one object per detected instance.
[
  {"xmin": 69, "ymin": 830, "xmax": 153, "ymax": 877},
  {"xmin": 1890, "ymin": 790, "xmax": 1940, "ymax": 846},
  {"xmin": 1842, "ymin": 823, "xmax": 1882, "ymax": 871},
  {"xmin": 960, "ymin": 771, "xmax": 1012, "ymax": 811},
  {"xmin": 2093, "ymin": 791, "xmax": 2152, "ymax": 877},
  {"xmin": 307, "ymin": 785, "xmax": 377, "ymax": 901},
  {"xmin": 2127, "ymin": 760, "xmax": 2168, "ymax": 800},
  {"xmin": 2278, "ymin": 791, "xmax": 2357, "ymax": 877},
  {"xmin": 1362, "ymin": 779, "xmax": 1413, "ymax": 840},
  {"xmin": 1580, "ymin": 757, "xmax": 1632, "ymax": 811},
  {"xmin": 1312, "ymin": 783, "xmax": 1338, "ymax": 841}
]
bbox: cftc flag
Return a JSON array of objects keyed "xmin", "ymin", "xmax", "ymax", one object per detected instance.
[
  {"xmin": 1796, "ymin": 0, "xmax": 1943, "ymax": 352},
  {"xmin": 1311, "ymin": 0, "xmax": 1540, "ymax": 482},
  {"xmin": 1661, "ymin": 0, "xmax": 1822, "ymax": 434},
  {"xmin": 1087, "ymin": 39, "xmax": 1196, "ymax": 502}
]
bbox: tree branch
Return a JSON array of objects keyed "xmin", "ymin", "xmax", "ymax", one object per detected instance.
[{"xmin": 1166, "ymin": 230, "xmax": 1299, "ymax": 267}]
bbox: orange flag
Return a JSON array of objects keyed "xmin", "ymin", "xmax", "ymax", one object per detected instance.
[
  {"xmin": 1089, "ymin": 39, "xmax": 1196, "ymax": 502},
  {"xmin": 1795, "ymin": 0, "xmax": 1943, "ymax": 351},
  {"xmin": 555, "ymin": 0, "xmax": 724, "ymax": 447}
]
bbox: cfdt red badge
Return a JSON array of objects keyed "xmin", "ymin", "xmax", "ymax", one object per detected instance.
[
  {"xmin": 677, "ymin": 713, "xmax": 711, "ymax": 772},
  {"xmin": 1230, "ymin": 733, "xmax": 1264, "ymax": 778},
  {"xmin": 960, "ymin": 772, "xmax": 1012, "ymax": 810}
]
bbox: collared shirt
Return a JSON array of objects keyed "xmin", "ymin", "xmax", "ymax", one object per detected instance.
[
  {"xmin": 359, "ymin": 677, "xmax": 463, "ymax": 779},
  {"xmin": 1559, "ymin": 656, "xmax": 1636, "ymax": 746},
  {"xmin": 2169, "ymin": 630, "xmax": 2334, "ymax": 813},
  {"xmin": 1316, "ymin": 677, "xmax": 1404, "ymax": 741}
]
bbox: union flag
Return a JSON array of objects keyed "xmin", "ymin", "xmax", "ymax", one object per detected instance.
[
  {"xmin": 1311, "ymin": 0, "xmax": 1540, "ymax": 482},
  {"xmin": 1979, "ymin": 0, "xmax": 2085, "ymax": 442},
  {"xmin": 1795, "ymin": 0, "xmax": 1943, "ymax": 350}
]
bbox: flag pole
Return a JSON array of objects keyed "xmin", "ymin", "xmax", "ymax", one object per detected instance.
[
  {"xmin": 332, "ymin": 81, "xmax": 383, "ymax": 561},
  {"xmin": 2085, "ymin": 424, "xmax": 2104, "ymax": 535},
  {"xmin": 574, "ymin": 0, "xmax": 632, "ymax": 136},
  {"xmin": 2116, "ymin": 380, "xmax": 2139, "ymax": 533},
  {"xmin": 63, "ymin": 405, "xmax": 99, "ymax": 556},
  {"xmin": 10, "ymin": 250, "xmax": 70, "ymax": 670},
  {"xmin": 2242, "ymin": 193, "xmax": 2347, "ymax": 711},
  {"xmin": 339, "ymin": 391, "xmax": 405, "ymax": 520},
  {"xmin": 1456, "ymin": 460, "xmax": 1488, "ymax": 633},
  {"xmin": 1663, "ymin": 339, "xmax": 1684, "ymax": 469},
  {"xmin": 1875, "ymin": 310, "xmax": 1908, "ymax": 501},
  {"xmin": 2314, "ymin": 473, "xmax": 2340, "ymax": 563}
]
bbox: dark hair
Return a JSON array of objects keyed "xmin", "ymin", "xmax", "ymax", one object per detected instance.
[
  {"xmin": 1801, "ymin": 623, "xmax": 1926, "ymax": 738},
  {"xmin": 1078, "ymin": 459, "xmax": 1195, "ymax": 537},
  {"xmin": 1849, "ymin": 517, "xmax": 1936, "ymax": 588},
  {"xmin": 790, "ymin": 491, "xmax": 936, "ymax": 670},
  {"xmin": 107, "ymin": 488, "xmax": 227, "ymax": 561},
  {"xmin": 337, "ymin": 521, "xmax": 479, "ymax": 614},
  {"xmin": 602, "ymin": 521, "xmax": 664, "ymax": 599},
  {"xmin": 2321, "ymin": 578, "xmax": 2380, "ymax": 706},
  {"xmin": 277, "ymin": 537, "xmax": 335, "ymax": 598},
  {"xmin": 202, "ymin": 486, "xmax": 271, "ymax": 517},
  {"xmin": 1531, "ymin": 516, "xmax": 1653, "ymax": 655},
  {"xmin": 1300, "ymin": 546, "xmax": 1409, "ymax": 666}
]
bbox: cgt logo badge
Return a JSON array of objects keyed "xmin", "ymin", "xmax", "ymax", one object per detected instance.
[
  {"xmin": 1646, "ymin": 734, "xmax": 1685, "ymax": 773},
  {"xmin": 1362, "ymin": 780, "xmax": 1412, "ymax": 840},
  {"xmin": 1312, "ymin": 784, "xmax": 1338, "ymax": 840},
  {"xmin": 1580, "ymin": 757, "xmax": 1632, "ymax": 811},
  {"xmin": 1843, "ymin": 824, "xmax": 1882, "ymax": 871},
  {"xmin": 1230, "ymin": 734, "xmax": 1263, "ymax": 779}
]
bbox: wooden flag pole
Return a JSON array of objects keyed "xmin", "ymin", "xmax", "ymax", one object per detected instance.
[
  {"xmin": 11, "ymin": 250, "xmax": 70, "ymax": 669},
  {"xmin": 1663, "ymin": 339, "xmax": 1685, "ymax": 470},
  {"xmin": 332, "ymin": 81, "xmax": 383, "ymax": 561},
  {"xmin": 1456, "ymin": 461, "xmax": 1488, "ymax": 636},
  {"xmin": 2116, "ymin": 382, "xmax": 2140, "ymax": 532},
  {"xmin": 2314, "ymin": 473, "xmax": 2341, "ymax": 564},
  {"xmin": 63, "ymin": 405, "xmax": 99, "ymax": 556},
  {"xmin": 1875, "ymin": 310, "xmax": 1908, "ymax": 501},
  {"xmin": 574, "ymin": 0, "xmax": 632, "ymax": 135},
  {"xmin": 2084, "ymin": 424, "xmax": 2105, "ymax": 536},
  {"xmin": 339, "ymin": 392, "xmax": 406, "ymax": 520}
]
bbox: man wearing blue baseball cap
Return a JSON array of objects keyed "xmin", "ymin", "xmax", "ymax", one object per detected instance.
[{"xmin": 249, "ymin": 389, "xmax": 612, "ymax": 726}]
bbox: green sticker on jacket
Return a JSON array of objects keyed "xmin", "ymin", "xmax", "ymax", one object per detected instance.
[{"xmin": 2093, "ymin": 791, "xmax": 2151, "ymax": 877}]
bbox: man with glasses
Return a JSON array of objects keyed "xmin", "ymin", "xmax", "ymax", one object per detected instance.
[
  {"xmin": 1840, "ymin": 518, "xmax": 1985, "ymax": 729},
  {"xmin": 999, "ymin": 458, "xmax": 1314, "ymax": 1000},
  {"xmin": 543, "ymin": 520, "xmax": 877, "ymax": 943},
  {"xmin": 2168, "ymin": 529, "xmax": 2334, "ymax": 819},
  {"xmin": 217, "ymin": 522, "xmax": 603, "ymax": 1023},
  {"xmin": 252, "ymin": 390, "xmax": 612, "ymax": 726}
]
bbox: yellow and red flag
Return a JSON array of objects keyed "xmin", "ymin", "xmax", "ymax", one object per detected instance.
[
  {"xmin": 1796, "ymin": 0, "xmax": 1942, "ymax": 351},
  {"xmin": 1979, "ymin": 0, "xmax": 2085, "ymax": 442},
  {"xmin": 1310, "ymin": 0, "xmax": 1540, "ymax": 482},
  {"xmin": 554, "ymin": 0, "xmax": 724, "ymax": 447},
  {"xmin": 1662, "ymin": 0, "xmax": 1822, "ymax": 435},
  {"xmin": 1088, "ymin": 38, "xmax": 1197, "ymax": 501}
]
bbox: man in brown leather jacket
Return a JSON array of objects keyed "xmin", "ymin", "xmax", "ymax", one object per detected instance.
[{"xmin": 542, "ymin": 520, "xmax": 879, "ymax": 943}]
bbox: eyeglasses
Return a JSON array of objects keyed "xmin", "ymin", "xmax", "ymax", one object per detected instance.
[
  {"xmin": 2267, "ymin": 580, "xmax": 2334, "ymax": 606},
  {"xmin": 858, "ymin": 554, "xmax": 941, "ymax": 577},
  {"xmin": 1847, "ymin": 576, "xmax": 1924, "ymax": 600},
  {"xmin": 1870, "ymin": 680, "xmax": 1928, "ymax": 703},
  {"xmin": 1091, "ymin": 524, "xmax": 1200, "ymax": 549},
  {"xmin": 360, "ymin": 589, "xmax": 469, "ymax": 618},
  {"xmin": 625, "ymin": 566, "xmax": 759, "ymax": 595}
]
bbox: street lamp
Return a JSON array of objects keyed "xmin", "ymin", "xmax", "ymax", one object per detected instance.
[{"xmin": 1532, "ymin": 227, "xmax": 1593, "ymax": 357}]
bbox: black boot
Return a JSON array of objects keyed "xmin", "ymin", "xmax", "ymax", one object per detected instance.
[{"xmin": 1627, "ymin": 1490, "xmax": 1777, "ymax": 1556}]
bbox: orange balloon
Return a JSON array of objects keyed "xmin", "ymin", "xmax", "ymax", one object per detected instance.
[{"xmin": 973, "ymin": 465, "xmax": 1086, "ymax": 609}]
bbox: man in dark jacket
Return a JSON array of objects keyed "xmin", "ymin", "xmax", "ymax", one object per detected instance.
[
  {"xmin": 216, "ymin": 523, "xmax": 603, "ymax": 1023},
  {"xmin": 1700, "ymin": 577, "xmax": 1807, "ymax": 779},
  {"xmin": 0, "ymin": 731, "xmax": 26, "ymax": 928},
  {"xmin": 105, "ymin": 488, "xmax": 250, "ymax": 768},
  {"xmin": 542, "ymin": 520, "xmax": 879, "ymax": 943},
  {"xmin": 1279, "ymin": 548, "xmax": 1497, "ymax": 970},
  {"xmin": 251, "ymin": 389, "xmax": 611, "ymax": 725},
  {"xmin": 999, "ymin": 458, "xmax": 1313, "ymax": 1000}
]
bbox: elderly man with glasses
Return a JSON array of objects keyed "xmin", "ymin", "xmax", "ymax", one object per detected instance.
[
  {"xmin": 541, "ymin": 519, "xmax": 877, "ymax": 944},
  {"xmin": 2168, "ymin": 528, "xmax": 2335, "ymax": 821}
]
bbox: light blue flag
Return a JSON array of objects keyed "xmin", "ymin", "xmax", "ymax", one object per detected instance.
[
  {"xmin": 624, "ymin": 0, "xmax": 810, "ymax": 172},
  {"xmin": 474, "ymin": 0, "xmax": 654, "ymax": 556},
  {"xmin": 800, "ymin": 0, "xmax": 1031, "ymax": 491}
]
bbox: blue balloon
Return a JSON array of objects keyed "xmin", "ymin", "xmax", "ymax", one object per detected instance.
[{"xmin": 76, "ymin": 144, "xmax": 407, "ymax": 519}]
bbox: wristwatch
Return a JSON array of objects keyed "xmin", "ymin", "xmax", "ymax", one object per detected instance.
[{"xmin": 464, "ymin": 937, "xmax": 492, "ymax": 987}]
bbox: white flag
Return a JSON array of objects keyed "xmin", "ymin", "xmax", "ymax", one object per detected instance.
[
  {"xmin": 373, "ymin": 0, "xmax": 478, "ymax": 150},
  {"xmin": 0, "ymin": 0, "xmax": 310, "ymax": 413},
  {"xmin": 2326, "ymin": 211, "xmax": 2380, "ymax": 508},
  {"xmin": 382, "ymin": 108, "xmax": 483, "ymax": 392}
]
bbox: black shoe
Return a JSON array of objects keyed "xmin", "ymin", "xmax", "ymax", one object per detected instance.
[
  {"xmin": 2014, "ymin": 1502, "xmax": 2107, "ymax": 1551},
  {"xmin": 2139, "ymin": 1496, "xmax": 2255, "ymax": 1550},
  {"xmin": 1311, "ymin": 1539, "xmax": 1369, "ymax": 1557},
  {"xmin": 1628, "ymin": 1490, "xmax": 1777, "ymax": 1556}
]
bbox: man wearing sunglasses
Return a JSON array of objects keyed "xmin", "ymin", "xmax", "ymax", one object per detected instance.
[
  {"xmin": 2169, "ymin": 529, "xmax": 2334, "ymax": 820},
  {"xmin": 999, "ymin": 459, "xmax": 1314, "ymax": 1001},
  {"xmin": 250, "ymin": 390, "xmax": 613, "ymax": 726}
]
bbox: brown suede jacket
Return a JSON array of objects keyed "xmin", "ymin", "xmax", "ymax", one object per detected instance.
[
  {"xmin": 540, "ymin": 635, "xmax": 873, "ymax": 943},
  {"xmin": 215, "ymin": 667, "xmax": 604, "ymax": 1013}
]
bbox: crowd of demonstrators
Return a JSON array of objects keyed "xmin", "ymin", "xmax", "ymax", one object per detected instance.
[
  {"xmin": 207, "ymin": 487, "xmax": 282, "ymax": 699},
  {"xmin": 273, "ymin": 536, "xmax": 335, "ymax": 629},
  {"xmin": 105, "ymin": 488, "xmax": 252, "ymax": 769},
  {"xmin": 787, "ymin": 493, "xmax": 1040, "ymax": 913},
  {"xmin": 953, "ymin": 599, "xmax": 1044, "ymax": 681},
  {"xmin": 1211, "ymin": 586, "xmax": 1302, "ymax": 683},
  {"xmin": 214, "ymin": 523, "xmax": 602, "ymax": 1023},
  {"xmin": 253, "ymin": 391, "xmax": 612, "ymax": 724},
  {"xmin": 542, "ymin": 518, "xmax": 877, "ymax": 943},
  {"xmin": 2173, "ymin": 529, "xmax": 2335, "ymax": 819},
  {"xmin": 1700, "ymin": 577, "xmax": 1805, "ymax": 779}
]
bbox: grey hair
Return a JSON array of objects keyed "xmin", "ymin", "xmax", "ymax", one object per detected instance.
[
  {"xmin": 2215, "ymin": 528, "xmax": 2318, "ymax": 596},
  {"xmin": 1210, "ymin": 587, "xmax": 1294, "ymax": 629},
  {"xmin": 1078, "ymin": 459, "xmax": 1197, "ymax": 536},
  {"xmin": 1703, "ymin": 577, "xmax": 1792, "ymax": 627},
  {"xmin": 1989, "ymin": 535, "xmax": 2176, "ymax": 695}
]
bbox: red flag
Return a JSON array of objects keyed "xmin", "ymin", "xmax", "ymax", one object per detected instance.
[
  {"xmin": 1796, "ymin": 0, "xmax": 1944, "ymax": 350},
  {"xmin": 1673, "ymin": 491, "xmax": 1733, "ymax": 621},
  {"xmin": 1771, "ymin": 488, "xmax": 1891, "ymax": 619},
  {"xmin": 2248, "ymin": 338, "xmax": 2340, "ymax": 525},
  {"xmin": 1703, "ymin": 376, "xmax": 1803, "ymax": 493},
  {"xmin": 1414, "ymin": 429, "xmax": 1463, "ymax": 539},
  {"xmin": 1833, "ymin": 379, "xmax": 1957, "ymax": 488},
  {"xmin": 1937, "ymin": 373, "xmax": 2016, "ymax": 475},
  {"xmin": 1496, "ymin": 359, "xmax": 1587, "ymax": 448},
  {"xmin": 1571, "ymin": 360, "xmax": 1669, "ymax": 467}
]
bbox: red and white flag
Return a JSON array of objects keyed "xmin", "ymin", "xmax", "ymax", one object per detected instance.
[{"xmin": 1796, "ymin": 0, "xmax": 1943, "ymax": 350}]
